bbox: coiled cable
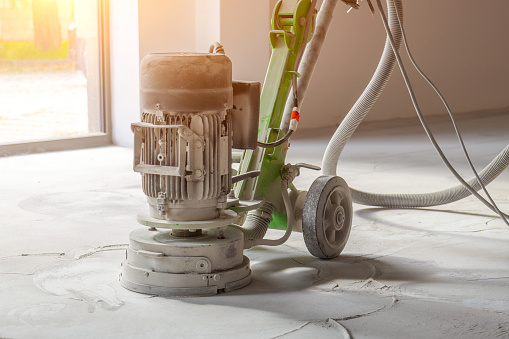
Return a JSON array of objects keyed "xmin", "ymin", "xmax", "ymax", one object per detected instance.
[
  {"xmin": 373, "ymin": 0, "xmax": 509, "ymax": 225},
  {"xmin": 320, "ymin": 0, "xmax": 508, "ymax": 225}
]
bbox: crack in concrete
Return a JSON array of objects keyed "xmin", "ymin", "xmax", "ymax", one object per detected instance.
[
  {"xmin": 291, "ymin": 257, "xmax": 306, "ymax": 266},
  {"xmin": 0, "ymin": 272, "xmax": 33, "ymax": 276},
  {"xmin": 269, "ymin": 319, "xmax": 352, "ymax": 339},
  {"xmin": 486, "ymin": 218, "xmax": 497, "ymax": 225},
  {"xmin": 347, "ymin": 244, "xmax": 413, "ymax": 263},
  {"xmin": 73, "ymin": 244, "xmax": 128, "ymax": 260},
  {"xmin": 335, "ymin": 296, "xmax": 399, "ymax": 321},
  {"xmin": 467, "ymin": 276, "xmax": 509, "ymax": 281},
  {"xmin": 327, "ymin": 318, "xmax": 352, "ymax": 339},
  {"xmin": 444, "ymin": 228, "xmax": 498, "ymax": 233},
  {"xmin": 269, "ymin": 321, "xmax": 310, "ymax": 339},
  {"xmin": 291, "ymin": 257, "xmax": 334, "ymax": 285},
  {"xmin": 0, "ymin": 252, "xmax": 64, "ymax": 261},
  {"xmin": 21, "ymin": 252, "xmax": 65, "ymax": 257}
]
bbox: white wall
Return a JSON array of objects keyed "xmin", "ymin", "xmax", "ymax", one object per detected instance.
[
  {"xmin": 138, "ymin": 0, "xmax": 196, "ymax": 60},
  {"xmin": 109, "ymin": 0, "xmax": 509, "ymax": 146},
  {"xmin": 301, "ymin": 0, "xmax": 509, "ymax": 129},
  {"xmin": 110, "ymin": 0, "xmax": 272, "ymax": 147},
  {"xmin": 109, "ymin": 0, "xmax": 139, "ymax": 147},
  {"xmin": 194, "ymin": 0, "xmax": 220, "ymax": 52},
  {"xmin": 218, "ymin": 0, "xmax": 272, "ymax": 85}
]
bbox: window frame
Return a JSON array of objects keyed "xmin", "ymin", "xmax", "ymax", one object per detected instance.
[{"xmin": 0, "ymin": 0, "xmax": 111, "ymax": 157}]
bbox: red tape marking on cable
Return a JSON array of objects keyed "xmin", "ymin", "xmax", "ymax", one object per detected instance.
[{"xmin": 291, "ymin": 110, "xmax": 300, "ymax": 122}]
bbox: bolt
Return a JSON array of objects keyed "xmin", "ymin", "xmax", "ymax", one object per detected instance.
[
  {"xmin": 217, "ymin": 228, "xmax": 225, "ymax": 240},
  {"xmin": 213, "ymin": 274, "xmax": 220, "ymax": 281},
  {"xmin": 196, "ymin": 259, "xmax": 208, "ymax": 270},
  {"xmin": 299, "ymin": 17, "xmax": 306, "ymax": 27},
  {"xmin": 144, "ymin": 272, "xmax": 149, "ymax": 277}
]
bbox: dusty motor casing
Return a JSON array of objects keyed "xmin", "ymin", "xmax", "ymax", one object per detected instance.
[
  {"xmin": 133, "ymin": 52, "xmax": 234, "ymax": 221},
  {"xmin": 121, "ymin": 52, "xmax": 256, "ymax": 297}
]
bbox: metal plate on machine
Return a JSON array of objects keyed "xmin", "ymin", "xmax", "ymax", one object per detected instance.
[
  {"xmin": 228, "ymin": 199, "xmax": 264, "ymax": 213},
  {"xmin": 219, "ymin": 136, "xmax": 229, "ymax": 175},
  {"xmin": 231, "ymin": 81, "xmax": 261, "ymax": 150},
  {"xmin": 136, "ymin": 209, "xmax": 238, "ymax": 229}
]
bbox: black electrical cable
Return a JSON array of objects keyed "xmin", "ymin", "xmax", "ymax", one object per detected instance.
[
  {"xmin": 257, "ymin": 129, "xmax": 294, "ymax": 148},
  {"xmin": 259, "ymin": 0, "xmax": 315, "ymax": 149}
]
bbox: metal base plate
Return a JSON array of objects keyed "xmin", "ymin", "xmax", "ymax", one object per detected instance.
[
  {"xmin": 120, "ymin": 256, "xmax": 251, "ymax": 297},
  {"xmin": 120, "ymin": 227, "xmax": 251, "ymax": 297},
  {"xmin": 137, "ymin": 209, "xmax": 238, "ymax": 229}
]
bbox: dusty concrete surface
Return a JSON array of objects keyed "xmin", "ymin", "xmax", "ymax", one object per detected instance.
[{"xmin": 0, "ymin": 113, "xmax": 508, "ymax": 338}]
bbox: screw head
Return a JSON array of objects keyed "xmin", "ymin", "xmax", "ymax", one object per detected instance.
[{"xmin": 196, "ymin": 259, "xmax": 208, "ymax": 271}]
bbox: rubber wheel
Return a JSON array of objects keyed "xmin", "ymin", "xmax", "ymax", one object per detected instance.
[{"xmin": 302, "ymin": 175, "xmax": 353, "ymax": 259}]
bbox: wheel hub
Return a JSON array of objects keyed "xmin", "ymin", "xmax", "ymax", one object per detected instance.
[{"xmin": 333, "ymin": 205, "xmax": 345, "ymax": 231}]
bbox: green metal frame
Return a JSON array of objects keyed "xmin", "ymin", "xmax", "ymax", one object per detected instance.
[{"xmin": 234, "ymin": 0, "xmax": 315, "ymax": 228}]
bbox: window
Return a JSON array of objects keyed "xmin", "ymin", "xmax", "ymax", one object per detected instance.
[{"xmin": 0, "ymin": 0, "xmax": 110, "ymax": 156}]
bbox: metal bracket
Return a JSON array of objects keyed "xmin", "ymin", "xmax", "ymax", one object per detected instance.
[
  {"xmin": 269, "ymin": 30, "xmax": 296, "ymax": 50},
  {"xmin": 131, "ymin": 122, "xmax": 204, "ymax": 180}
]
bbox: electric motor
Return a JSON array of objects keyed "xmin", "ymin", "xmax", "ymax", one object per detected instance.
[
  {"xmin": 121, "ymin": 51, "xmax": 259, "ymax": 296},
  {"xmin": 133, "ymin": 52, "xmax": 233, "ymax": 222}
]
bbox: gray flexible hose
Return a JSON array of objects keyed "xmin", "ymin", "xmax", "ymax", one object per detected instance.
[
  {"xmin": 231, "ymin": 202, "xmax": 274, "ymax": 247},
  {"xmin": 250, "ymin": 179, "xmax": 296, "ymax": 247},
  {"xmin": 232, "ymin": 179, "xmax": 296, "ymax": 249},
  {"xmin": 322, "ymin": 0, "xmax": 403, "ymax": 175},
  {"xmin": 352, "ymin": 145, "xmax": 509, "ymax": 208},
  {"xmin": 322, "ymin": 0, "xmax": 509, "ymax": 212}
]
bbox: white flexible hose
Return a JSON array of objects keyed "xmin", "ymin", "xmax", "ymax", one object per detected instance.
[
  {"xmin": 321, "ymin": 0, "xmax": 509, "ymax": 220},
  {"xmin": 233, "ymin": 179, "xmax": 296, "ymax": 249},
  {"xmin": 373, "ymin": 0, "xmax": 509, "ymax": 224},
  {"xmin": 352, "ymin": 145, "xmax": 509, "ymax": 211},
  {"xmin": 322, "ymin": 0, "xmax": 403, "ymax": 175},
  {"xmin": 231, "ymin": 202, "xmax": 274, "ymax": 246},
  {"xmin": 249, "ymin": 179, "xmax": 296, "ymax": 247}
]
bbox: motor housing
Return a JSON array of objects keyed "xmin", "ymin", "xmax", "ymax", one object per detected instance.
[
  {"xmin": 121, "ymin": 52, "xmax": 254, "ymax": 296},
  {"xmin": 134, "ymin": 52, "xmax": 233, "ymax": 221}
]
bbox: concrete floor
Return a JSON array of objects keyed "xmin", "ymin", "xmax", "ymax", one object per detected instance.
[{"xmin": 0, "ymin": 112, "xmax": 508, "ymax": 338}]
